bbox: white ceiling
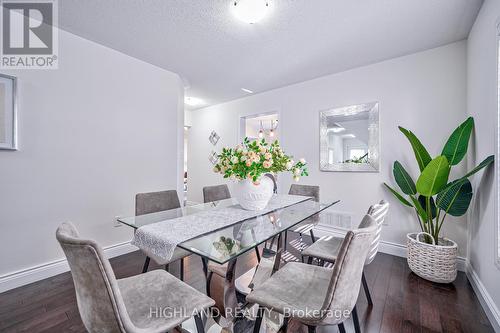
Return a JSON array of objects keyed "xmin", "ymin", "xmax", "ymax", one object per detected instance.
[{"xmin": 58, "ymin": 0, "xmax": 483, "ymax": 110}]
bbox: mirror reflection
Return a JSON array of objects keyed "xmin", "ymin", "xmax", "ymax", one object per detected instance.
[{"xmin": 320, "ymin": 102, "xmax": 379, "ymax": 172}]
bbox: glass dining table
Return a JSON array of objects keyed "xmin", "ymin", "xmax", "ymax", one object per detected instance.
[{"xmin": 118, "ymin": 195, "xmax": 339, "ymax": 332}]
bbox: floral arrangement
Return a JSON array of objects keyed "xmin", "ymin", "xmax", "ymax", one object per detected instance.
[
  {"xmin": 213, "ymin": 138, "xmax": 308, "ymax": 183},
  {"xmin": 213, "ymin": 236, "xmax": 239, "ymax": 257}
]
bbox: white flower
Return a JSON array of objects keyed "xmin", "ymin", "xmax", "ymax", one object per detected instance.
[
  {"xmin": 293, "ymin": 168, "xmax": 301, "ymax": 176},
  {"xmin": 240, "ymin": 155, "xmax": 247, "ymax": 161},
  {"xmin": 299, "ymin": 158, "xmax": 306, "ymax": 164},
  {"xmin": 263, "ymin": 160, "xmax": 273, "ymax": 168},
  {"xmin": 286, "ymin": 161, "xmax": 293, "ymax": 170},
  {"xmin": 231, "ymin": 156, "xmax": 239, "ymax": 164},
  {"xmin": 294, "ymin": 176, "xmax": 300, "ymax": 182},
  {"xmin": 236, "ymin": 145, "xmax": 243, "ymax": 152}
]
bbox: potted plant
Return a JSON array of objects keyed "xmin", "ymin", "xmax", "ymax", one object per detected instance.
[
  {"xmin": 213, "ymin": 137, "xmax": 308, "ymax": 210},
  {"xmin": 384, "ymin": 117, "xmax": 493, "ymax": 283}
]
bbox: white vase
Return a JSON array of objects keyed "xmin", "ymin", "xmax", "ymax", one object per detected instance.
[{"xmin": 234, "ymin": 177, "xmax": 273, "ymax": 211}]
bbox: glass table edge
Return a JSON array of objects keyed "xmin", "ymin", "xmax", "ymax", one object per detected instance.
[
  {"xmin": 116, "ymin": 195, "xmax": 313, "ymax": 229},
  {"xmin": 177, "ymin": 199, "xmax": 341, "ymax": 265}
]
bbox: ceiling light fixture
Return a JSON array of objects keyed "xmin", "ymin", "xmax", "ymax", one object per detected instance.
[
  {"xmin": 330, "ymin": 123, "xmax": 345, "ymax": 133},
  {"xmin": 184, "ymin": 96, "xmax": 205, "ymax": 107},
  {"xmin": 233, "ymin": 0, "xmax": 270, "ymax": 24},
  {"xmin": 241, "ymin": 88, "xmax": 254, "ymax": 93},
  {"xmin": 258, "ymin": 119, "xmax": 278, "ymax": 138},
  {"xmin": 269, "ymin": 120, "xmax": 277, "ymax": 137}
]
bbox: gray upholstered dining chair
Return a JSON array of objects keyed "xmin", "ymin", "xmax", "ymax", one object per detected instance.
[
  {"xmin": 247, "ymin": 214, "xmax": 378, "ymax": 333},
  {"xmin": 136, "ymin": 190, "xmax": 191, "ymax": 280},
  {"xmin": 302, "ymin": 200, "xmax": 389, "ymax": 307},
  {"xmin": 202, "ymin": 184, "xmax": 231, "ymax": 203},
  {"xmin": 56, "ymin": 222, "xmax": 214, "ymax": 333},
  {"xmin": 285, "ymin": 184, "xmax": 320, "ymax": 250}
]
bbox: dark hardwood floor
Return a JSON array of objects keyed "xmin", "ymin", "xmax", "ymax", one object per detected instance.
[{"xmin": 0, "ymin": 235, "xmax": 494, "ymax": 333}]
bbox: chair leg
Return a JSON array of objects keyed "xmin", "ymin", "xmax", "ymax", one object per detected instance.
[
  {"xmin": 307, "ymin": 325, "xmax": 316, "ymax": 333},
  {"xmin": 201, "ymin": 258, "xmax": 208, "ymax": 278},
  {"xmin": 142, "ymin": 256, "xmax": 150, "ymax": 273},
  {"xmin": 165, "ymin": 264, "xmax": 169, "ymax": 272},
  {"xmin": 352, "ymin": 305, "xmax": 361, "ymax": 333},
  {"xmin": 301, "ymin": 255, "xmax": 305, "ymax": 263},
  {"xmin": 253, "ymin": 306, "xmax": 264, "ymax": 333},
  {"xmin": 279, "ymin": 316, "xmax": 289, "ymax": 333},
  {"xmin": 361, "ymin": 271, "xmax": 373, "ymax": 306},
  {"xmin": 307, "ymin": 256, "xmax": 313, "ymax": 265},
  {"xmin": 206, "ymin": 271, "xmax": 213, "ymax": 297},
  {"xmin": 180, "ymin": 258, "xmax": 185, "ymax": 281},
  {"xmin": 269, "ymin": 235, "xmax": 277, "ymax": 250},
  {"xmin": 309, "ymin": 229, "xmax": 316, "ymax": 243},
  {"xmin": 255, "ymin": 247, "xmax": 261, "ymax": 262},
  {"xmin": 194, "ymin": 313, "xmax": 205, "ymax": 333},
  {"xmin": 338, "ymin": 322, "xmax": 346, "ymax": 333},
  {"xmin": 284, "ymin": 231, "xmax": 288, "ymax": 252}
]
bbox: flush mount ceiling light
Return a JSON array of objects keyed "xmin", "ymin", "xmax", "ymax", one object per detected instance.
[
  {"xmin": 184, "ymin": 96, "xmax": 205, "ymax": 107},
  {"xmin": 241, "ymin": 88, "xmax": 254, "ymax": 93},
  {"xmin": 233, "ymin": 0, "xmax": 270, "ymax": 24}
]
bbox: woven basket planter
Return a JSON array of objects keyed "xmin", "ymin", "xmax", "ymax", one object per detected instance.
[{"xmin": 407, "ymin": 232, "xmax": 458, "ymax": 283}]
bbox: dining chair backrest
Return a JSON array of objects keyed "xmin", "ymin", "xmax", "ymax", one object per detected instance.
[
  {"xmin": 203, "ymin": 184, "xmax": 231, "ymax": 203},
  {"xmin": 288, "ymin": 184, "xmax": 320, "ymax": 202},
  {"xmin": 364, "ymin": 200, "xmax": 389, "ymax": 265},
  {"xmin": 319, "ymin": 215, "xmax": 377, "ymax": 325},
  {"xmin": 56, "ymin": 222, "xmax": 132, "ymax": 333},
  {"xmin": 135, "ymin": 190, "xmax": 181, "ymax": 216}
]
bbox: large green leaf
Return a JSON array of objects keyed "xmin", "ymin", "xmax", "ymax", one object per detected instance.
[
  {"xmin": 410, "ymin": 196, "xmax": 428, "ymax": 221},
  {"xmin": 436, "ymin": 178, "xmax": 473, "ymax": 216},
  {"xmin": 416, "ymin": 156, "xmax": 450, "ymax": 196},
  {"xmin": 383, "ymin": 183, "xmax": 413, "ymax": 207},
  {"xmin": 399, "ymin": 126, "xmax": 432, "ymax": 172},
  {"xmin": 418, "ymin": 195, "xmax": 437, "ymax": 219},
  {"xmin": 393, "ymin": 161, "xmax": 416, "ymax": 195},
  {"xmin": 442, "ymin": 117, "xmax": 474, "ymax": 165},
  {"xmin": 463, "ymin": 155, "xmax": 494, "ymax": 179}
]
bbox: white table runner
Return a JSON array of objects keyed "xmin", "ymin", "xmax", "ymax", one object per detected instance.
[{"xmin": 131, "ymin": 194, "xmax": 308, "ymax": 264}]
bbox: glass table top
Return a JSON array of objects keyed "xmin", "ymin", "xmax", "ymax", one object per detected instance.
[
  {"xmin": 179, "ymin": 199, "xmax": 338, "ymax": 264},
  {"xmin": 118, "ymin": 198, "xmax": 246, "ymax": 229},
  {"xmin": 118, "ymin": 197, "xmax": 339, "ymax": 264}
]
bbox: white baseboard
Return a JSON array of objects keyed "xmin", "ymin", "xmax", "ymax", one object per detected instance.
[
  {"xmin": 0, "ymin": 228, "xmax": 471, "ymax": 294},
  {"xmin": 466, "ymin": 263, "xmax": 500, "ymax": 332},
  {"xmin": 0, "ymin": 241, "xmax": 137, "ymax": 293},
  {"xmin": 313, "ymin": 227, "xmax": 467, "ymax": 272}
]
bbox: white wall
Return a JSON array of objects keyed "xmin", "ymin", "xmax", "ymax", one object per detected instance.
[
  {"xmin": 467, "ymin": 0, "xmax": 500, "ymax": 330},
  {"xmin": 188, "ymin": 41, "xmax": 468, "ymax": 256},
  {"xmin": 0, "ymin": 28, "xmax": 183, "ymax": 277}
]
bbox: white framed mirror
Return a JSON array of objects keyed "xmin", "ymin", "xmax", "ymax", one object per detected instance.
[{"xmin": 320, "ymin": 102, "xmax": 380, "ymax": 172}]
